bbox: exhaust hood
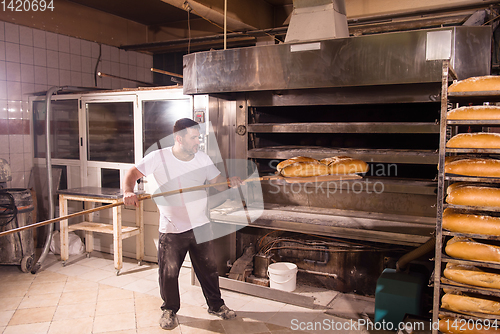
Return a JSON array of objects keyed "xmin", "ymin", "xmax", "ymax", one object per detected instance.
[
  {"xmin": 183, "ymin": 26, "xmax": 491, "ymax": 95},
  {"xmin": 285, "ymin": 0, "xmax": 349, "ymax": 43}
]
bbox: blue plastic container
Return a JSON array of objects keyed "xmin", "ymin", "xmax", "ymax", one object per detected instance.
[{"xmin": 374, "ymin": 268, "xmax": 426, "ymax": 329}]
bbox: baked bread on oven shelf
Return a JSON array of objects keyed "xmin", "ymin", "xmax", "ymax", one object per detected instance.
[
  {"xmin": 445, "ymin": 157, "xmax": 500, "ymax": 178},
  {"xmin": 445, "ymin": 237, "xmax": 500, "ymax": 264},
  {"xmin": 443, "ymin": 208, "xmax": 500, "ymax": 236},
  {"xmin": 448, "ymin": 75, "xmax": 500, "ymax": 93},
  {"xmin": 446, "ymin": 184, "xmax": 500, "ymax": 208},
  {"xmin": 441, "ymin": 292, "xmax": 500, "ymax": 317},
  {"xmin": 447, "ymin": 133, "xmax": 500, "ymax": 149},
  {"xmin": 276, "ymin": 155, "xmax": 369, "ymax": 177},
  {"xmin": 448, "ymin": 105, "xmax": 500, "ymax": 120},
  {"xmin": 443, "ymin": 263, "xmax": 500, "ymax": 290}
]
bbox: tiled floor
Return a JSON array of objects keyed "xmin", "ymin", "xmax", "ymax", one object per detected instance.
[{"xmin": 0, "ymin": 251, "xmax": 374, "ymax": 334}]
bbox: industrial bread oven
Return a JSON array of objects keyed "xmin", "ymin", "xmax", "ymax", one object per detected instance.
[{"xmin": 184, "ymin": 26, "xmax": 492, "ymax": 296}]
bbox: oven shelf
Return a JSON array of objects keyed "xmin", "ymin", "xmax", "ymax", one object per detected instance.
[
  {"xmin": 247, "ymin": 122, "xmax": 439, "ymax": 134},
  {"xmin": 440, "ymin": 278, "xmax": 500, "ymax": 298},
  {"xmin": 446, "ymin": 148, "xmax": 500, "ymax": 154},
  {"xmin": 441, "ymin": 255, "xmax": 500, "ymax": 271},
  {"xmin": 248, "ymin": 146, "xmax": 437, "ymax": 164},
  {"xmin": 448, "ymin": 91, "xmax": 500, "ymax": 103},
  {"xmin": 445, "ymin": 175, "xmax": 500, "ymax": 183},
  {"xmin": 447, "ymin": 120, "xmax": 500, "ymax": 126},
  {"xmin": 442, "ymin": 230, "xmax": 500, "ymax": 241},
  {"xmin": 210, "ymin": 204, "xmax": 434, "ymax": 246},
  {"xmin": 439, "ymin": 310, "xmax": 500, "ymax": 322},
  {"xmin": 445, "ymin": 204, "xmax": 500, "ymax": 213}
]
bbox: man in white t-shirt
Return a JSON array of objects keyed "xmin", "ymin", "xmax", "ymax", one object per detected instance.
[{"xmin": 123, "ymin": 118, "xmax": 242, "ymax": 330}]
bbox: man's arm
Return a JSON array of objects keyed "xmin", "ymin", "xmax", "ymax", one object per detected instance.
[
  {"xmin": 123, "ymin": 166, "xmax": 145, "ymax": 207},
  {"xmin": 208, "ymin": 174, "xmax": 244, "ymax": 191}
]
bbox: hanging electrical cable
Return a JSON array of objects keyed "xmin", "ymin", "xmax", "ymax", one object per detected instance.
[
  {"xmin": 94, "ymin": 43, "xmax": 102, "ymax": 87},
  {"xmin": 0, "ymin": 190, "xmax": 17, "ymax": 228},
  {"xmin": 183, "ymin": 1, "xmax": 193, "ymax": 53}
]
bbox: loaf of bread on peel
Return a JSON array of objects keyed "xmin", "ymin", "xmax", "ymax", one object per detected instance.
[
  {"xmin": 443, "ymin": 208, "xmax": 500, "ymax": 236},
  {"xmin": 445, "ymin": 237, "xmax": 500, "ymax": 263},
  {"xmin": 447, "ymin": 133, "xmax": 500, "ymax": 149},
  {"xmin": 448, "ymin": 106, "xmax": 500, "ymax": 120},
  {"xmin": 445, "ymin": 158, "xmax": 500, "ymax": 177},
  {"xmin": 276, "ymin": 156, "xmax": 319, "ymax": 173},
  {"xmin": 280, "ymin": 162, "xmax": 330, "ymax": 177},
  {"xmin": 448, "ymin": 76, "xmax": 500, "ymax": 93},
  {"xmin": 443, "ymin": 263, "xmax": 500, "ymax": 290},
  {"xmin": 319, "ymin": 156, "xmax": 369, "ymax": 174},
  {"xmin": 446, "ymin": 184, "xmax": 500, "ymax": 208},
  {"xmin": 439, "ymin": 316, "xmax": 500, "ymax": 334},
  {"xmin": 442, "ymin": 292, "xmax": 500, "ymax": 316},
  {"xmin": 277, "ymin": 156, "xmax": 330, "ymax": 177}
]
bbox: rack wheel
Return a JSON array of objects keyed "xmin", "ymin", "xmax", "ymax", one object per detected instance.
[
  {"xmin": 62, "ymin": 261, "xmax": 67, "ymax": 267},
  {"xmin": 116, "ymin": 270, "xmax": 120, "ymax": 276},
  {"xmin": 20, "ymin": 255, "xmax": 34, "ymax": 273},
  {"xmin": 138, "ymin": 260, "xmax": 143, "ymax": 266},
  {"xmin": 86, "ymin": 253, "xmax": 91, "ymax": 258}
]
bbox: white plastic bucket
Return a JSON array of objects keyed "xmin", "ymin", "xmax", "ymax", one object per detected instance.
[{"xmin": 267, "ymin": 262, "xmax": 298, "ymax": 292}]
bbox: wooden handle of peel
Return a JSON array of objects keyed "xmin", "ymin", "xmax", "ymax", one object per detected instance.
[{"xmin": 0, "ymin": 178, "xmax": 268, "ymax": 238}]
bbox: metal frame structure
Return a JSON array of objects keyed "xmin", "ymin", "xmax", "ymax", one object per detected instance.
[{"xmin": 432, "ymin": 60, "xmax": 500, "ymax": 333}]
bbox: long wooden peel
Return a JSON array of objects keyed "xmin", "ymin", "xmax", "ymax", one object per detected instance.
[
  {"xmin": 0, "ymin": 174, "xmax": 361, "ymax": 238},
  {"xmin": 0, "ymin": 179, "xmax": 238, "ymax": 238}
]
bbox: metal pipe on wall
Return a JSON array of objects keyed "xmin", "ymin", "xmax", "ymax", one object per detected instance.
[
  {"xmin": 224, "ymin": 0, "xmax": 227, "ymax": 50},
  {"xmin": 31, "ymin": 86, "xmax": 62, "ymax": 274}
]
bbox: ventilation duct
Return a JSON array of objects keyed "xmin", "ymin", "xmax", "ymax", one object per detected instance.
[{"xmin": 285, "ymin": 0, "xmax": 349, "ymax": 43}]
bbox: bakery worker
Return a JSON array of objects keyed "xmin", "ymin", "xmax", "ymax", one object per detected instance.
[{"xmin": 123, "ymin": 118, "xmax": 243, "ymax": 330}]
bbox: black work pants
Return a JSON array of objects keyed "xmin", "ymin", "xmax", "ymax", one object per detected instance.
[{"xmin": 157, "ymin": 224, "xmax": 225, "ymax": 313}]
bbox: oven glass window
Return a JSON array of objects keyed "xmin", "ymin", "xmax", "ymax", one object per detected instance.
[
  {"xmin": 33, "ymin": 99, "xmax": 79, "ymax": 159},
  {"xmin": 87, "ymin": 102, "xmax": 134, "ymax": 163},
  {"xmin": 142, "ymin": 99, "xmax": 191, "ymax": 155}
]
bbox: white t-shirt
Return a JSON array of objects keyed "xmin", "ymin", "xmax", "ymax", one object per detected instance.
[{"xmin": 135, "ymin": 147, "xmax": 221, "ymax": 233}]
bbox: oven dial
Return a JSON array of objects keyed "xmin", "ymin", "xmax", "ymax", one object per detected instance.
[{"xmin": 236, "ymin": 125, "xmax": 246, "ymax": 136}]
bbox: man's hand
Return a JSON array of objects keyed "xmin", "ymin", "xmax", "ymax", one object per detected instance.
[
  {"xmin": 227, "ymin": 176, "xmax": 245, "ymax": 188},
  {"xmin": 123, "ymin": 191, "xmax": 139, "ymax": 207},
  {"xmin": 123, "ymin": 167, "xmax": 145, "ymax": 207}
]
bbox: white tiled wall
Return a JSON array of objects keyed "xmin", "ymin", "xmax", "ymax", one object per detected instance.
[{"xmin": 0, "ymin": 21, "xmax": 154, "ymax": 189}]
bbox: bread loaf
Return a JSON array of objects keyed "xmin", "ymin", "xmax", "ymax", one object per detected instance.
[
  {"xmin": 319, "ymin": 156, "xmax": 369, "ymax": 174},
  {"xmin": 439, "ymin": 156, "xmax": 475, "ymax": 171},
  {"xmin": 443, "ymin": 263, "xmax": 500, "ymax": 289},
  {"xmin": 439, "ymin": 316, "xmax": 500, "ymax": 334},
  {"xmin": 446, "ymin": 182, "xmax": 477, "ymax": 195},
  {"xmin": 276, "ymin": 156, "xmax": 320, "ymax": 174},
  {"xmin": 447, "ymin": 133, "xmax": 500, "ymax": 149},
  {"xmin": 446, "ymin": 185, "xmax": 500, "ymax": 208},
  {"xmin": 448, "ymin": 106, "xmax": 500, "ymax": 120},
  {"xmin": 443, "ymin": 208, "xmax": 500, "ymax": 236},
  {"xmin": 277, "ymin": 156, "xmax": 368, "ymax": 177},
  {"xmin": 442, "ymin": 293, "xmax": 500, "ymax": 316},
  {"xmin": 448, "ymin": 76, "xmax": 500, "ymax": 93},
  {"xmin": 445, "ymin": 237, "xmax": 500, "ymax": 263},
  {"xmin": 280, "ymin": 161, "xmax": 330, "ymax": 177},
  {"xmin": 445, "ymin": 158, "xmax": 500, "ymax": 177},
  {"xmin": 446, "ymin": 156, "xmax": 473, "ymax": 164}
]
